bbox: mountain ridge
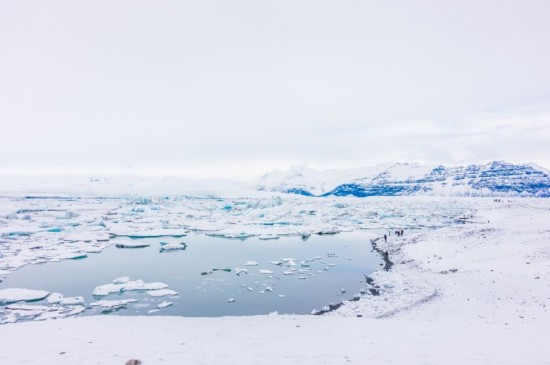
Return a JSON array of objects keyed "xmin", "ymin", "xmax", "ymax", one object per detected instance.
[{"xmin": 255, "ymin": 161, "xmax": 550, "ymax": 198}]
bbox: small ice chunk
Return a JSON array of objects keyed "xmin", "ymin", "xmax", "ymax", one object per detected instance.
[
  {"xmin": 258, "ymin": 234, "xmax": 279, "ymax": 240},
  {"xmin": 242, "ymin": 261, "xmax": 258, "ymax": 266},
  {"xmin": 159, "ymin": 242, "xmax": 187, "ymax": 252},
  {"xmin": 235, "ymin": 268, "xmax": 248, "ymax": 275},
  {"xmin": 227, "ymin": 298, "xmax": 236, "ymax": 303},
  {"xmin": 64, "ymin": 305, "xmax": 86, "ymax": 316},
  {"xmin": 258, "ymin": 269, "xmax": 274, "ymax": 274},
  {"xmin": 265, "ymin": 287, "xmax": 273, "ymax": 292},
  {"xmin": 0, "ymin": 288, "xmax": 50, "ymax": 304},
  {"xmin": 113, "ymin": 277, "xmax": 130, "ymax": 284},
  {"xmin": 146, "ymin": 289, "xmax": 178, "ymax": 297},
  {"xmin": 247, "ymin": 287, "xmax": 254, "ymax": 291},
  {"xmin": 278, "ymin": 294, "xmax": 286, "ymax": 298},
  {"xmin": 158, "ymin": 301, "xmax": 173, "ymax": 309}
]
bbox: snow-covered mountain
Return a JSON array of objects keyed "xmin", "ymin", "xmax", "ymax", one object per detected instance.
[{"xmin": 255, "ymin": 161, "xmax": 550, "ymax": 197}]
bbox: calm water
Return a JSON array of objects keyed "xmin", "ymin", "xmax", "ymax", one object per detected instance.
[{"xmin": 0, "ymin": 232, "xmax": 382, "ymax": 316}]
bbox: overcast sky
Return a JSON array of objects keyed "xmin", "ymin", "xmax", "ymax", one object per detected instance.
[{"xmin": 1, "ymin": 0, "xmax": 549, "ymax": 179}]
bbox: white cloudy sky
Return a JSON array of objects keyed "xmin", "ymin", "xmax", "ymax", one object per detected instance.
[{"xmin": 1, "ymin": 0, "xmax": 549, "ymax": 179}]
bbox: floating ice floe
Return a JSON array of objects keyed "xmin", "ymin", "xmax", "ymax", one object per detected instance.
[
  {"xmin": 159, "ymin": 242, "xmax": 187, "ymax": 252},
  {"xmin": 207, "ymin": 231, "xmax": 253, "ymax": 240},
  {"xmin": 90, "ymin": 299, "xmax": 138, "ymax": 307},
  {"xmin": 227, "ymin": 298, "xmax": 236, "ymax": 303},
  {"xmin": 258, "ymin": 269, "xmax": 274, "ymax": 274},
  {"xmin": 157, "ymin": 301, "xmax": 173, "ymax": 309},
  {"xmin": 46, "ymin": 292, "xmax": 63, "ymax": 304},
  {"xmin": 0, "ymin": 288, "xmax": 50, "ymax": 304},
  {"xmin": 59, "ymin": 296, "xmax": 85, "ymax": 305},
  {"xmin": 281, "ymin": 258, "xmax": 297, "ymax": 266},
  {"xmin": 90, "ymin": 299, "xmax": 139, "ymax": 312},
  {"xmin": 110, "ymin": 228, "xmax": 189, "ymax": 238},
  {"xmin": 115, "ymin": 242, "xmax": 150, "ymax": 249},
  {"xmin": 93, "ymin": 279, "xmax": 168, "ymax": 296},
  {"xmin": 242, "ymin": 260, "xmax": 259, "ymax": 266},
  {"xmin": 258, "ymin": 234, "xmax": 279, "ymax": 240},
  {"xmin": 34, "ymin": 305, "xmax": 86, "ymax": 321},
  {"xmin": 146, "ymin": 289, "xmax": 178, "ymax": 297},
  {"xmin": 3, "ymin": 302, "xmax": 87, "ymax": 322},
  {"xmin": 235, "ymin": 268, "xmax": 248, "ymax": 276}
]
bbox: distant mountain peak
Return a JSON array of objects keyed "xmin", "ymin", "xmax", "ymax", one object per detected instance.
[{"xmin": 255, "ymin": 161, "xmax": 550, "ymax": 198}]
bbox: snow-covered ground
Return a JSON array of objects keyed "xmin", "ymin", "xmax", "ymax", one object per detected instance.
[{"xmin": 1, "ymin": 194, "xmax": 549, "ymax": 364}]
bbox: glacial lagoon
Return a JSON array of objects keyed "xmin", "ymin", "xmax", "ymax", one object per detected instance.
[{"xmin": 0, "ymin": 231, "xmax": 383, "ymax": 317}]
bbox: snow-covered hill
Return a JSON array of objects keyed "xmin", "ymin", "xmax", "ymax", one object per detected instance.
[{"xmin": 255, "ymin": 161, "xmax": 550, "ymax": 197}]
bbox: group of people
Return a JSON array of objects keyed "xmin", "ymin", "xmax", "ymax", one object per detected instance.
[{"xmin": 383, "ymin": 229, "xmax": 404, "ymax": 242}]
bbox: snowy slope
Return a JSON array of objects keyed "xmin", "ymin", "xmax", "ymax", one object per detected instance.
[
  {"xmin": 1, "ymin": 199, "xmax": 550, "ymax": 364},
  {"xmin": 255, "ymin": 161, "xmax": 550, "ymax": 197}
]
